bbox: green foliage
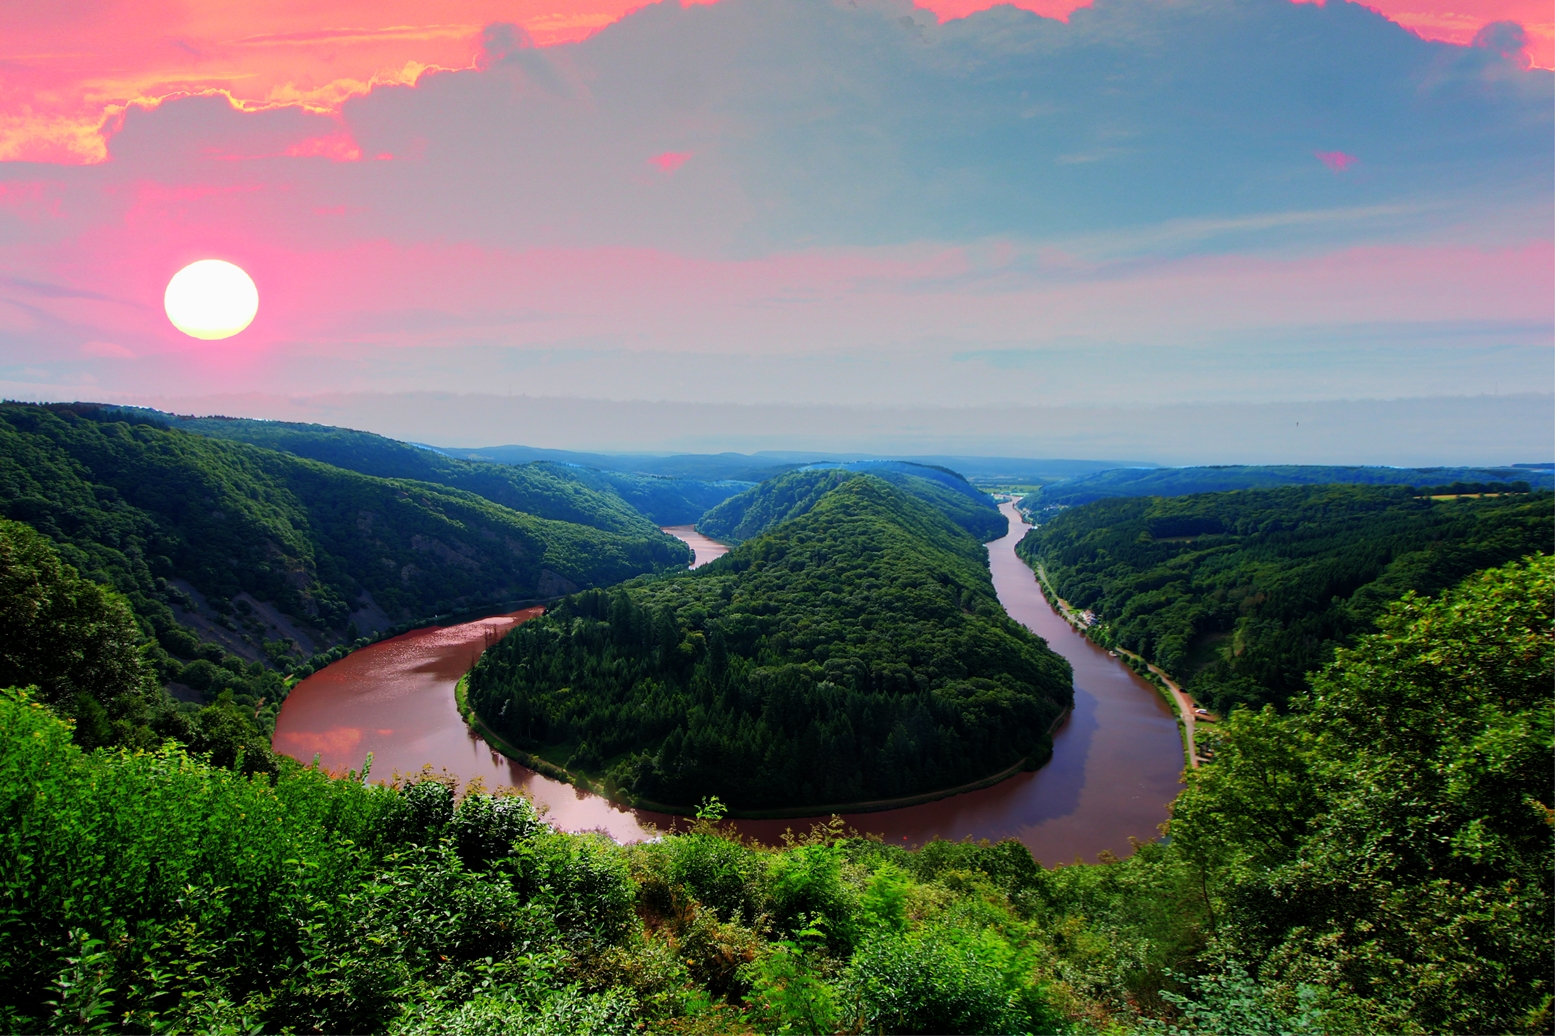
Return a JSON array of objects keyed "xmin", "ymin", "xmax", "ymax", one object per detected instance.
[
  {"xmin": 1168, "ymin": 555, "xmax": 1554, "ymax": 1033},
  {"xmin": 699, "ymin": 465, "xmax": 1006, "ymax": 544},
  {"xmin": 1141, "ymin": 965, "xmax": 1326, "ymax": 1036},
  {"xmin": 1022, "ymin": 463, "xmax": 1551, "ymax": 509},
  {"xmin": 766, "ymin": 844, "xmax": 858, "ymax": 952},
  {"xmin": 1019, "ymin": 484, "xmax": 1553, "ymax": 712},
  {"xmin": 842, "ymin": 925, "xmax": 1054, "ymax": 1035},
  {"xmin": 2, "ymin": 546, "xmax": 1546, "ymax": 1035},
  {"xmin": 0, "ymin": 517, "xmax": 160, "ymax": 748},
  {"xmin": 0, "ymin": 516, "xmax": 282, "ymax": 767},
  {"xmin": 0, "ymin": 685, "xmax": 1074, "ymax": 1034},
  {"xmin": 470, "ymin": 476, "xmax": 1071, "ymax": 810},
  {"xmin": 744, "ymin": 943, "xmax": 840, "ymax": 1035},
  {"xmin": 2, "ymin": 477, "xmax": 1546, "ymax": 1034},
  {"xmin": 160, "ymin": 409, "xmax": 746, "ymax": 531},
  {"xmin": 0, "ymin": 403, "xmax": 688, "ymax": 691}
]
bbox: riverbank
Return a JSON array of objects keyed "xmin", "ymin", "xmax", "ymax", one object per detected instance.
[
  {"xmin": 456, "ymin": 673, "xmax": 1075, "ymax": 818},
  {"xmin": 1025, "ymin": 558, "xmax": 1205, "ymax": 768}
]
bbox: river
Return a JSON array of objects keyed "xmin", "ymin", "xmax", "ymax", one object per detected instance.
[{"xmin": 272, "ymin": 503, "xmax": 1184, "ymax": 864}]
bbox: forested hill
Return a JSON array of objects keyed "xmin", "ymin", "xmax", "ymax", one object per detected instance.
[
  {"xmin": 1016, "ymin": 483, "xmax": 1553, "ymax": 714},
  {"xmin": 1021, "ymin": 462, "xmax": 1551, "ymax": 509},
  {"xmin": 469, "ymin": 476, "xmax": 1071, "ymax": 812},
  {"xmin": 698, "ymin": 465, "xmax": 1006, "ymax": 544},
  {"xmin": 0, "ymin": 404, "xmax": 689, "ymax": 685},
  {"xmin": 112, "ymin": 407, "xmax": 748, "ymax": 530},
  {"xmin": 526, "ymin": 464, "xmax": 753, "ymax": 526}
]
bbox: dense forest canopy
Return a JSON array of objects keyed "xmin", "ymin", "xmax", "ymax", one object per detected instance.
[
  {"xmin": 698, "ymin": 464, "xmax": 1006, "ymax": 545},
  {"xmin": 3, "ymin": 557, "xmax": 1546, "ymax": 1035},
  {"xmin": 1016, "ymin": 483, "xmax": 1553, "ymax": 714},
  {"xmin": 1021, "ymin": 463, "xmax": 1551, "ymax": 509},
  {"xmin": 469, "ymin": 476, "xmax": 1070, "ymax": 811},
  {"xmin": 0, "ymin": 404, "xmax": 689, "ymax": 739},
  {"xmin": 1, "ymin": 517, "xmax": 277, "ymax": 770},
  {"xmin": 117, "ymin": 406, "xmax": 750, "ymax": 531},
  {"xmin": 530, "ymin": 463, "xmax": 754, "ymax": 526}
]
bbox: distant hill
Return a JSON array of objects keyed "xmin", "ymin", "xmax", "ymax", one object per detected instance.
[
  {"xmin": 431, "ymin": 443, "xmax": 1137, "ymax": 486},
  {"xmin": 431, "ymin": 444, "xmax": 801, "ymax": 483},
  {"xmin": 526, "ymin": 464, "xmax": 753, "ymax": 526},
  {"xmin": 121, "ymin": 411, "xmax": 754, "ymax": 528},
  {"xmin": 117, "ymin": 410, "xmax": 662, "ymax": 534},
  {"xmin": 0, "ymin": 404, "xmax": 689, "ymax": 691},
  {"xmin": 1021, "ymin": 464, "xmax": 1552, "ymax": 510},
  {"xmin": 468, "ymin": 475, "xmax": 1071, "ymax": 812},
  {"xmin": 699, "ymin": 464, "xmax": 1006, "ymax": 544}
]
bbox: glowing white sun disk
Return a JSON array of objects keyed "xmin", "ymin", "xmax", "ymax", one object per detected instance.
[{"xmin": 164, "ymin": 260, "xmax": 259, "ymax": 340}]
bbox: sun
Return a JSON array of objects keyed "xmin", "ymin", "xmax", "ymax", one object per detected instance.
[{"xmin": 164, "ymin": 260, "xmax": 259, "ymax": 340}]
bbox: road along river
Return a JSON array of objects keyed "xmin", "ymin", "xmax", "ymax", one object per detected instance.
[{"xmin": 272, "ymin": 504, "xmax": 1184, "ymax": 864}]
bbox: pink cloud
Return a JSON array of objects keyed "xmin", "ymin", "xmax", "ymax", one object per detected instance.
[
  {"xmin": 81, "ymin": 341, "xmax": 135, "ymax": 358},
  {"xmin": 1315, "ymin": 150, "xmax": 1357, "ymax": 172},
  {"xmin": 648, "ymin": 150, "xmax": 691, "ymax": 173}
]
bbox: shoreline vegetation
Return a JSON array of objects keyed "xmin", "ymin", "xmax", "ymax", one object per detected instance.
[
  {"xmin": 1015, "ymin": 484, "xmax": 1554, "ymax": 718},
  {"xmin": 456, "ymin": 671, "xmax": 1074, "ymax": 819},
  {"xmin": 0, "ymin": 402, "xmax": 693, "ymax": 764},
  {"xmin": 1025, "ymin": 557, "xmax": 1203, "ymax": 768}
]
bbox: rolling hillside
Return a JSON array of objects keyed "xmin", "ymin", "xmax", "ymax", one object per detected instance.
[
  {"xmin": 0, "ymin": 404, "xmax": 690, "ymax": 678},
  {"xmin": 1017, "ymin": 483, "xmax": 1553, "ymax": 714}
]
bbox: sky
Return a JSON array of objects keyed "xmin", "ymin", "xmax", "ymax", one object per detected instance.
[{"xmin": 0, "ymin": 0, "xmax": 1550, "ymax": 462}]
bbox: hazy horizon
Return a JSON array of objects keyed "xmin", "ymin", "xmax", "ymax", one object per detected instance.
[
  {"xmin": 3, "ymin": 0, "xmax": 1551, "ymax": 461},
  {"xmin": 17, "ymin": 389, "xmax": 1547, "ymax": 468}
]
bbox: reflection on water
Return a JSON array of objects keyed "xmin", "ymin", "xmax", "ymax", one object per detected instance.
[
  {"xmin": 274, "ymin": 503, "xmax": 1184, "ymax": 863},
  {"xmin": 662, "ymin": 525, "xmax": 729, "ymax": 568},
  {"xmin": 274, "ymin": 607, "xmax": 669, "ymax": 841}
]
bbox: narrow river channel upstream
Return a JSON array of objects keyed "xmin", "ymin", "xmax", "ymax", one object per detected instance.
[{"xmin": 272, "ymin": 503, "xmax": 1184, "ymax": 863}]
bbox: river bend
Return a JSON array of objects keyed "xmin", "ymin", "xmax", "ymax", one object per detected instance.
[{"xmin": 272, "ymin": 503, "xmax": 1184, "ymax": 863}]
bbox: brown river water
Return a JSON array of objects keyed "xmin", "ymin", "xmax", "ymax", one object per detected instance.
[{"xmin": 272, "ymin": 503, "xmax": 1183, "ymax": 864}]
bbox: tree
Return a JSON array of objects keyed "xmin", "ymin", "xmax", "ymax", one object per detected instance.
[
  {"xmin": 0, "ymin": 517, "xmax": 159, "ymax": 748},
  {"xmin": 1171, "ymin": 555, "xmax": 1554, "ymax": 1033}
]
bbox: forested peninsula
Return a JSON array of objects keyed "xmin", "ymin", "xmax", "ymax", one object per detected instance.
[
  {"xmin": 468, "ymin": 475, "xmax": 1071, "ymax": 812},
  {"xmin": 1016, "ymin": 483, "xmax": 1554, "ymax": 714}
]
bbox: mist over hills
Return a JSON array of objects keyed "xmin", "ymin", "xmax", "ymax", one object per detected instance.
[{"xmin": 102, "ymin": 392, "xmax": 1555, "ymax": 467}]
